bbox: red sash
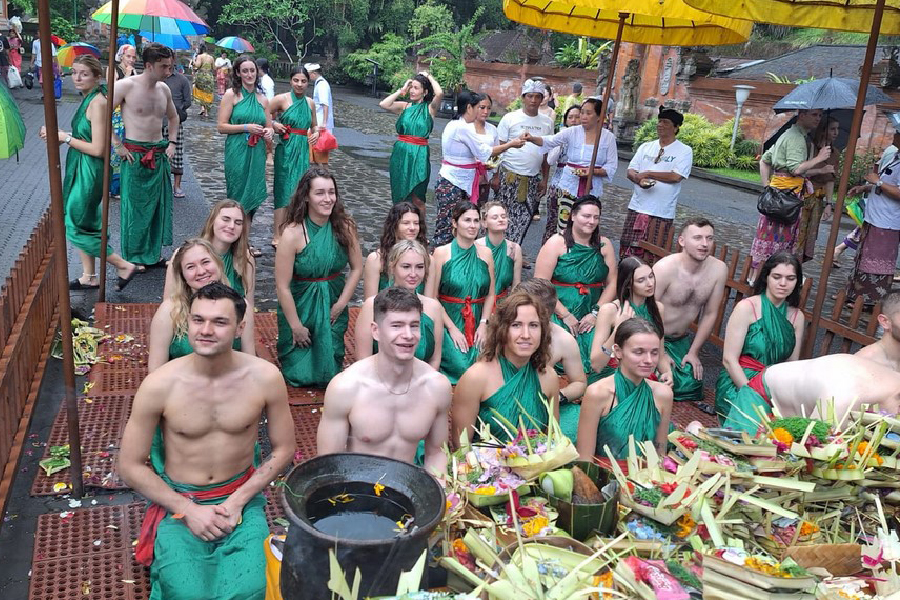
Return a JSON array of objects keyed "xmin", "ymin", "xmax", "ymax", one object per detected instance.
[
  {"xmin": 441, "ymin": 160, "xmax": 487, "ymax": 204},
  {"xmin": 247, "ymin": 133, "xmax": 263, "ymax": 147},
  {"xmin": 293, "ymin": 271, "xmax": 342, "ymax": 283},
  {"xmin": 398, "ymin": 134, "xmax": 428, "ymax": 146},
  {"xmin": 495, "ymin": 288, "xmax": 509, "ymax": 302},
  {"xmin": 551, "ymin": 279, "xmax": 604, "ymax": 296},
  {"xmin": 439, "ymin": 294, "xmax": 486, "ymax": 346},
  {"xmin": 567, "ymin": 163, "xmax": 594, "ymax": 196},
  {"xmin": 739, "ymin": 355, "xmax": 771, "ymax": 405},
  {"xmin": 282, "ymin": 126, "xmax": 308, "ymax": 140},
  {"xmin": 123, "ymin": 142, "xmax": 166, "ymax": 169},
  {"xmin": 135, "ymin": 467, "xmax": 255, "ymax": 566}
]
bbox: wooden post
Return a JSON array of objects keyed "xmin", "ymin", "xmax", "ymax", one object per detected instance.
[
  {"xmin": 37, "ymin": 0, "xmax": 84, "ymax": 498},
  {"xmin": 802, "ymin": 0, "xmax": 886, "ymax": 358},
  {"xmin": 586, "ymin": 12, "xmax": 627, "ymax": 182},
  {"xmin": 98, "ymin": 0, "xmax": 119, "ymax": 298}
]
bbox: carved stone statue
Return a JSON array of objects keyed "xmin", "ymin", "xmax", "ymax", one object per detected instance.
[
  {"xmin": 615, "ymin": 58, "xmax": 641, "ymax": 120},
  {"xmin": 880, "ymin": 46, "xmax": 900, "ymax": 89},
  {"xmin": 595, "ymin": 51, "xmax": 611, "ymax": 96}
]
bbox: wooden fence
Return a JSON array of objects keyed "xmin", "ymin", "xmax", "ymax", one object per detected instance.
[
  {"xmin": 0, "ymin": 209, "xmax": 60, "ymax": 521},
  {"xmin": 639, "ymin": 227, "xmax": 879, "ymax": 355}
]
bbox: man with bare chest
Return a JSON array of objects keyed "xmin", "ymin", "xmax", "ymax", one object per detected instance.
[
  {"xmin": 653, "ymin": 218, "xmax": 727, "ymax": 403},
  {"xmin": 112, "ymin": 43, "xmax": 179, "ymax": 268},
  {"xmin": 120, "ymin": 282, "xmax": 295, "ymax": 600},
  {"xmin": 318, "ymin": 287, "xmax": 452, "ymax": 478},
  {"xmin": 856, "ymin": 292, "xmax": 900, "ymax": 372}
]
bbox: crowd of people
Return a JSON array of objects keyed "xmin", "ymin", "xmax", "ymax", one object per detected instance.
[{"xmin": 37, "ymin": 43, "xmax": 900, "ymax": 598}]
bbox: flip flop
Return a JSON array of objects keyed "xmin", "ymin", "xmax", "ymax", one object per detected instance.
[
  {"xmin": 69, "ymin": 278, "xmax": 99, "ymax": 290},
  {"xmin": 174, "ymin": 188, "xmax": 185, "ymax": 198},
  {"xmin": 144, "ymin": 259, "xmax": 168, "ymax": 270},
  {"xmin": 116, "ymin": 270, "xmax": 137, "ymax": 291}
]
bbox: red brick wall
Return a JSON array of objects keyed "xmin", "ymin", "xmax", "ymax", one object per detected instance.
[{"xmin": 463, "ymin": 60, "xmax": 597, "ymax": 110}]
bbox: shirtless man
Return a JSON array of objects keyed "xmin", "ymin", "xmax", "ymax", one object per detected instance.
[
  {"xmin": 317, "ymin": 287, "xmax": 452, "ymax": 477},
  {"xmin": 764, "ymin": 354, "xmax": 900, "ymax": 418},
  {"xmin": 515, "ymin": 278, "xmax": 587, "ymax": 402},
  {"xmin": 120, "ymin": 282, "xmax": 295, "ymax": 600},
  {"xmin": 856, "ymin": 291, "xmax": 900, "ymax": 372},
  {"xmin": 652, "ymin": 218, "xmax": 727, "ymax": 404},
  {"xmin": 112, "ymin": 42, "xmax": 179, "ymax": 268}
]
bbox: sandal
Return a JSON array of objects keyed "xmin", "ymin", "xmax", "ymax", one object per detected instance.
[
  {"xmin": 174, "ymin": 188, "xmax": 185, "ymax": 198},
  {"xmin": 696, "ymin": 402, "xmax": 716, "ymax": 416},
  {"xmin": 69, "ymin": 277, "xmax": 99, "ymax": 290},
  {"xmin": 116, "ymin": 265, "xmax": 138, "ymax": 291}
]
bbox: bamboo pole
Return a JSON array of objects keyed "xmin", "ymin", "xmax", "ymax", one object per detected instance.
[
  {"xmin": 586, "ymin": 12, "xmax": 627, "ymax": 183},
  {"xmin": 37, "ymin": 0, "xmax": 84, "ymax": 498},
  {"xmin": 802, "ymin": 0, "xmax": 886, "ymax": 358},
  {"xmin": 98, "ymin": 0, "xmax": 120, "ymax": 298}
]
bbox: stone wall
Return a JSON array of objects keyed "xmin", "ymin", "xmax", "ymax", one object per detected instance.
[{"xmin": 463, "ymin": 60, "xmax": 597, "ymax": 110}]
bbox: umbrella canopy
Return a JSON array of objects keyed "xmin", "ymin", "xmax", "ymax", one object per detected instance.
[
  {"xmin": 772, "ymin": 77, "xmax": 893, "ymax": 113},
  {"xmin": 92, "ymin": 0, "xmax": 210, "ymax": 36},
  {"xmin": 215, "ymin": 36, "xmax": 254, "ymax": 53},
  {"xmin": 684, "ymin": 0, "xmax": 900, "ymax": 34},
  {"xmin": 502, "ymin": 0, "xmax": 752, "ymax": 45},
  {"xmin": 50, "ymin": 35, "xmax": 66, "ymax": 46},
  {"xmin": 0, "ymin": 84, "xmax": 27, "ymax": 159},
  {"xmin": 140, "ymin": 30, "xmax": 192, "ymax": 49},
  {"xmin": 57, "ymin": 42, "xmax": 102, "ymax": 69},
  {"xmin": 763, "ymin": 109, "xmax": 859, "ymax": 152}
]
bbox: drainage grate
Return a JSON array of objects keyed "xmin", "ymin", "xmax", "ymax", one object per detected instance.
[
  {"xmin": 290, "ymin": 405, "xmax": 322, "ymax": 463},
  {"xmin": 670, "ymin": 388, "xmax": 719, "ymax": 429}
]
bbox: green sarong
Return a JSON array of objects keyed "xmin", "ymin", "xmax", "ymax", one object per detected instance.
[
  {"xmin": 438, "ymin": 240, "xmax": 491, "ymax": 384},
  {"xmin": 550, "ymin": 243, "xmax": 608, "ymax": 383},
  {"xmin": 373, "ymin": 311, "xmax": 436, "ymax": 363},
  {"xmin": 146, "ymin": 428, "xmax": 266, "ymax": 600},
  {"xmin": 120, "ymin": 139, "xmax": 172, "ymax": 264},
  {"xmin": 595, "ymin": 300, "xmax": 654, "ymax": 381},
  {"xmin": 595, "ymin": 370, "xmax": 660, "ymax": 459},
  {"xmin": 273, "ymin": 93, "xmax": 312, "ymax": 209},
  {"xmin": 478, "ymin": 355, "xmax": 548, "ymax": 440},
  {"xmin": 715, "ymin": 294, "xmax": 794, "ymax": 433},
  {"xmin": 487, "ymin": 237, "xmax": 514, "ymax": 299},
  {"xmin": 389, "ymin": 101, "xmax": 433, "ymax": 203},
  {"xmin": 221, "ymin": 251, "xmax": 245, "ymax": 297},
  {"xmin": 63, "ymin": 86, "xmax": 112, "ymax": 257},
  {"xmin": 225, "ymin": 91, "xmax": 268, "ymax": 214},
  {"xmin": 277, "ymin": 218, "xmax": 349, "ymax": 387},
  {"xmin": 559, "ymin": 403, "xmax": 580, "ymax": 444},
  {"xmin": 665, "ymin": 334, "xmax": 703, "ymax": 402}
]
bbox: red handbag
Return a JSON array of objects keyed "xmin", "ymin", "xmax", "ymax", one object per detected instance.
[{"xmin": 313, "ymin": 129, "xmax": 338, "ymax": 152}]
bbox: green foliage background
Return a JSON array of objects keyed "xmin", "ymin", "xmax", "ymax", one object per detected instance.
[{"xmin": 634, "ymin": 114, "xmax": 760, "ymax": 171}]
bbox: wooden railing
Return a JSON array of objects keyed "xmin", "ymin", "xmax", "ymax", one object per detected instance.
[
  {"xmin": 639, "ymin": 227, "xmax": 879, "ymax": 354},
  {"xmin": 0, "ymin": 209, "xmax": 60, "ymax": 521}
]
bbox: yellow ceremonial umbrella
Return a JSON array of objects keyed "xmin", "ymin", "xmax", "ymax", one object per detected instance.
[
  {"xmin": 682, "ymin": 0, "xmax": 897, "ymax": 357},
  {"xmin": 502, "ymin": 0, "xmax": 752, "ymax": 185}
]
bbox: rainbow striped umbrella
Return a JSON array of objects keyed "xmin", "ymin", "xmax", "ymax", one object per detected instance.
[
  {"xmin": 92, "ymin": 0, "xmax": 210, "ymax": 36},
  {"xmin": 57, "ymin": 42, "xmax": 102, "ymax": 69},
  {"xmin": 139, "ymin": 30, "xmax": 192, "ymax": 49},
  {"xmin": 215, "ymin": 36, "xmax": 254, "ymax": 53}
]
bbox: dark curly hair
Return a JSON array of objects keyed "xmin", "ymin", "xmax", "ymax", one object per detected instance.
[
  {"xmin": 378, "ymin": 202, "xmax": 428, "ymax": 274},
  {"xmin": 481, "ymin": 290, "xmax": 552, "ymax": 373},
  {"xmin": 231, "ymin": 54, "xmax": 260, "ymax": 96},
  {"xmin": 283, "ymin": 167, "xmax": 357, "ymax": 252},
  {"xmin": 412, "ymin": 73, "xmax": 435, "ymax": 103}
]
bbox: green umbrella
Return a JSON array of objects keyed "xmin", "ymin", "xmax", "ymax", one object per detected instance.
[{"xmin": 0, "ymin": 84, "xmax": 27, "ymax": 160}]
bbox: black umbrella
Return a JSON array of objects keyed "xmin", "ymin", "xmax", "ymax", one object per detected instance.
[
  {"xmin": 763, "ymin": 109, "xmax": 859, "ymax": 153},
  {"xmin": 772, "ymin": 76, "xmax": 892, "ymax": 113}
]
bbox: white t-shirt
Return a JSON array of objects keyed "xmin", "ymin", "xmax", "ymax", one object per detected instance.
[
  {"xmin": 214, "ymin": 57, "xmax": 232, "ymax": 70},
  {"xmin": 497, "ymin": 110, "xmax": 553, "ymax": 177},
  {"xmin": 313, "ymin": 77, "xmax": 334, "ymax": 130},
  {"xmin": 867, "ymin": 153, "xmax": 900, "ymax": 230},
  {"xmin": 540, "ymin": 126, "xmax": 618, "ymax": 198},
  {"xmin": 31, "ymin": 39, "xmax": 57, "ymax": 68},
  {"xmin": 260, "ymin": 74, "xmax": 275, "ymax": 100},
  {"xmin": 627, "ymin": 139, "xmax": 693, "ymax": 219},
  {"xmin": 439, "ymin": 119, "xmax": 493, "ymax": 194}
]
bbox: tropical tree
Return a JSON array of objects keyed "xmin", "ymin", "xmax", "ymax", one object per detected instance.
[
  {"xmin": 220, "ymin": 0, "xmax": 317, "ymax": 64},
  {"xmin": 412, "ymin": 6, "xmax": 485, "ymax": 91}
]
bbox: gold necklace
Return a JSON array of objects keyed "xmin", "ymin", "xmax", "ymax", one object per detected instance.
[{"xmin": 375, "ymin": 355, "xmax": 413, "ymax": 395}]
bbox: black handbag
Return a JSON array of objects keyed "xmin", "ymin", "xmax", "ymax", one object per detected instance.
[{"xmin": 757, "ymin": 185, "xmax": 803, "ymax": 224}]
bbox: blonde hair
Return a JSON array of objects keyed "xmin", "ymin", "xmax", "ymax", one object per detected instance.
[
  {"xmin": 200, "ymin": 200, "xmax": 252, "ymax": 284},
  {"xmin": 480, "ymin": 201, "xmax": 506, "ymax": 221},
  {"xmin": 169, "ymin": 238, "xmax": 225, "ymax": 337},
  {"xmin": 387, "ymin": 240, "xmax": 429, "ymax": 287}
]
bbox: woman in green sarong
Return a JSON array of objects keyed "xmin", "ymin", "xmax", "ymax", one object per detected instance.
[
  {"xmin": 453, "ymin": 289, "xmax": 559, "ymax": 442},
  {"xmin": 535, "ymin": 196, "xmax": 617, "ymax": 382},
  {"xmin": 39, "ymin": 55, "xmax": 137, "ymax": 291},
  {"xmin": 577, "ymin": 318, "xmax": 673, "ymax": 460},
  {"xmin": 355, "ymin": 240, "xmax": 444, "ymax": 370},
  {"xmin": 476, "ymin": 202, "xmax": 522, "ymax": 303},
  {"xmin": 590, "ymin": 256, "xmax": 673, "ymax": 383},
  {"xmin": 363, "ymin": 202, "xmax": 429, "ymax": 299},
  {"xmin": 426, "ymin": 201, "xmax": 497, "ymax": 384},
  {"xmin": 148, "ymin": 238, "xmax": 254, "ymax": 370},
  {"xmin": 716, "ymin": 252, "xmax": 805, "ymax": 433},
  {"xmin": 218, "ymin": 55, "xmax": 273, "ymax": 248},
  {"xmin": 269, "ymin": 65, "xmax": 319, "ymax": 246},
  {"xmin": 275, "ymin": 167, "xmax": 363, "ymax": 387},
  {"xmin": 379, "ymin": 71, "xmax": 443, "ymax": 213}
]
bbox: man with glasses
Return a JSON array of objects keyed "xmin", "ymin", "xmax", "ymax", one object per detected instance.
[{"xmin": 621, "ymin": 106, "xmax": 693, "ymax": 262}]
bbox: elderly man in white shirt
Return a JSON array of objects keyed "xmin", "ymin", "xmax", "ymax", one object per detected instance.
[
  {"xmin": 495, "ymin": 79, "xmax": 554, "ymax": 245},
  {"xmin": 620, "ymin": 106, "xmax": 693, "ymax": 262}
]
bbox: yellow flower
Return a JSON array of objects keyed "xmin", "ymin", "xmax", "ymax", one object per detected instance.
[
  {"xmin": 522, "ymin": 515, "xmax": 550, "ymax": 537},
  {"xmin": 373, "ymin": 482, "xmax": 385, "ymax": 497},
  {"xmin": 473, "ymin": 486, "xmax": 496, "ymax": 495},
  {"xmin": 772, "ymin": 428, "xmax": 793, "ymax": 445}
]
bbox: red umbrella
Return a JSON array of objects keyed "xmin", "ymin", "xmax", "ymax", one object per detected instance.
[{"xmin": 50, "ymin": 35, "xmax": 66, "ymax": 46}]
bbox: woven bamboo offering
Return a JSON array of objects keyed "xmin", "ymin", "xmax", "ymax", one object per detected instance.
[{"xmin": 783, "ymin": 543, "xmax": 863, "ymax": 577}]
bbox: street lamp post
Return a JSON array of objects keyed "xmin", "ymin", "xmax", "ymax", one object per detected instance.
[{"xmin": 730, "ymin": 84, "xmax": 755, "ymax": 151}]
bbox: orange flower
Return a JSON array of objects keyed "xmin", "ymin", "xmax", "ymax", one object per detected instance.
[
  {"xmin": 799, "ymin": 521, "xmax": 819, "ymax": 536},
  {"xmin": 857, "ymin": 441, "xmax": 869, "ymax": 455},
  {"xmin": 772, "ymin": 428, "xmax": 794, "ymax": 445}
]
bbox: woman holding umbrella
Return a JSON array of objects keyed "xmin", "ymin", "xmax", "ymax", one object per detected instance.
[
  {"xmin": 217, "ymin": 54, "xmax": 273, "ymax": 255},
  {"xmin": 39, "ymin": 56, "xmax": 138, "ymax": 290}
]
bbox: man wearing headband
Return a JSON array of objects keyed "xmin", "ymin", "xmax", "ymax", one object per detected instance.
[
  {"xmin": 304, "ymin": 63, "xmax": 334, "ymax": 130},
  {"xmin": 621, "ymin": 106, "xmax": 693, "ymax": 263},
  {"xmin": 495, "ymin": 78, "xmax": 554, "ymax": 245}
]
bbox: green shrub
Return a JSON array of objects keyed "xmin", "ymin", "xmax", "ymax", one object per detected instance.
[
  {"xmin": 840, "ymin": 149, "xmax": 879, "ymax": 187},
  {"xmin": 341, "ymin": 33, "xmax": 409, "ymax": 88},
  {"xmin": 634, "ymin": 113, "xmax": 759, "ymax": 171}
]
